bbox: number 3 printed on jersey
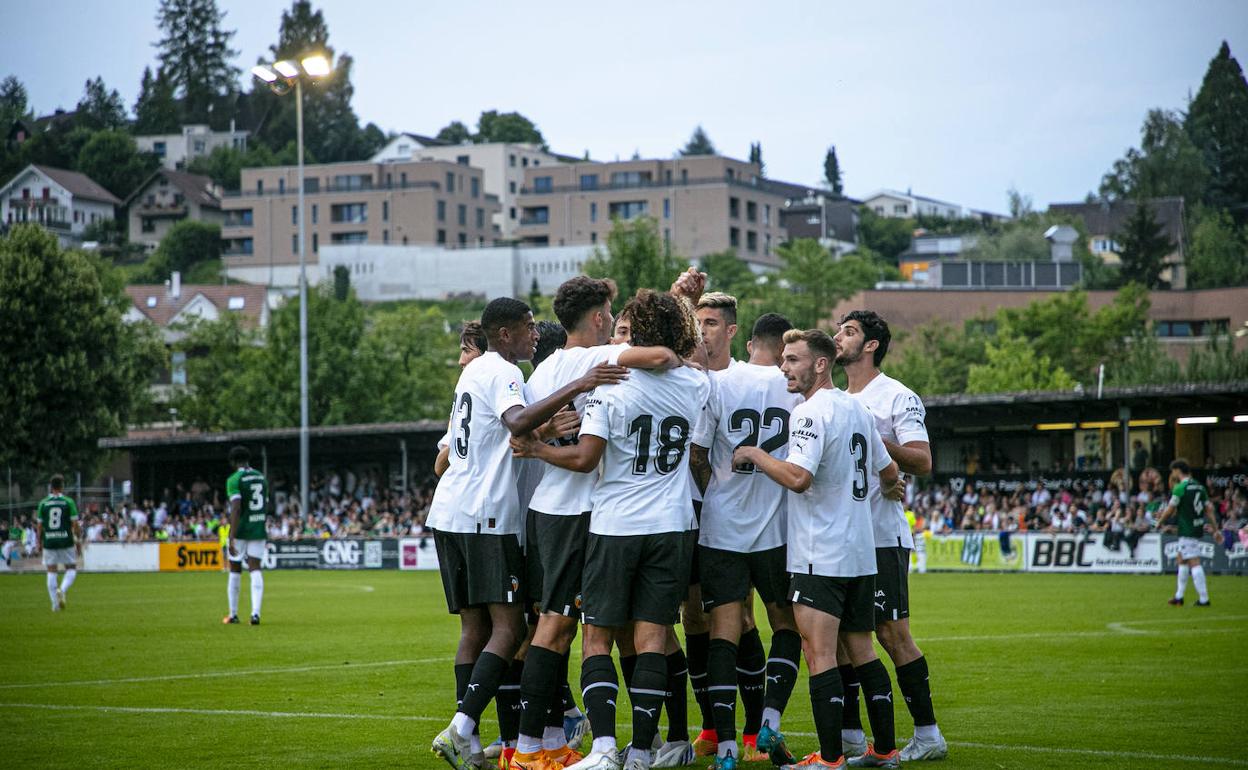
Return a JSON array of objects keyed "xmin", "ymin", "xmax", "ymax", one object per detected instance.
[
  {"xmin": 849, "ymin": 432, "xmax": 868, "ymax": 501},
  {"xmin": 454, "ymin": 392, "xmax": 473, "ymax": 459}
]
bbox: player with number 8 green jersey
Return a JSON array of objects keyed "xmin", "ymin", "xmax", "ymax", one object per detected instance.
[
  {"xmin": 1169, "ymin": 477, "xmax": 1209, "ymax": 537},
  {"xmin": 37, "ymin": 493, "xmax": 78, "ymax": 549},
  {"xmin": 226, "ymin": 467, "xmax": 268, "ymax": 540}
]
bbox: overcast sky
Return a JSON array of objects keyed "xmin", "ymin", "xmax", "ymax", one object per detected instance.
[{"xmin": 3, "ymin": 0, "xmax": 1246, "ymax": 213}]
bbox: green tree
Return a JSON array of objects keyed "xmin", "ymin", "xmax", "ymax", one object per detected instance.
[
  {"xmin": 74, "ymin": 77, "xmax": 127, "ymax": 131},
  {"xmin": 170, "ymin": 313, "xmax": 265, "ymax": 430},
  {"xmin": 474, "ymin": 110, "xmax": 545, "ymax": 145},
  {"xmin": 966, "ymin": 334, "xmax": 1077, "ymax": 394},
  {"xmin": 333, "ymin": 264, "xmax": 350, "ymax": 300},
  {"xmin": 356, "ymin": 305, "xmax": 461, "ymax": 421},
  {"xmin": 824, "ymin": 145, "xmax": 843, "ymax": 195},
  {"xmin": 1185, "ymin": 41, "xmax": 1248, "ymax": 212},
  {"xmin": 76, "ymin": 130, "xmax": 158, "ymax": 200},
  {"xmin": 749, "ymin": 141, "xmax": 764, "ymax": 175},
  {"xmin": 887, "ymin": 319, "xmax": 989, "ymax": 396},
  {"xmin": 679, "ymin": 125, "xmax": 716, "ymax": 156},
  {"xmin": 152, "ymin": 220, "xmax": 222, "ymax": 275},
  {"xmin": 1098, "ymin": 109, "xmax": 1209, "ymax": 206},
  {"xmin": 0, "ymin": 76, "xmax": 27, "ymax": 119},
  {"xmin": 1185, "ymin": 206, "xmax": 1248, "ymax": 288},
  {"xmin": 767, "ymin": 240, "xmax": 897, "ymax": 330},
  {"xmin": 1107, "ymin": 331, "xmax": 1182, "ymax": 387},
  {"xmin": 133, "ymin": 67, "xmax": 181, "ymax": 134},
  {"xmin": 1007, "ymin": 187, "xmax": 1034, "ymax": 219},
  {"xmin": 699, "ymin": 250, "xmax": 757, "ymax": 298},
  {"xmin": 584, "ymin": 216, "xmax": 684, "ymax": 303},
  {"xmin": 1115, "ymin": 201, "xmax": 1172, "ymax": 288},
  {"xmin": 187, "ymin": 140, "xmax": 305, "ymax": 190},
  {"xmin": 1184, "ymin": 332, "xmax": 1248, "ymax": 382},
  {"xmin": 855, "ymin": 207, "xmax": 913, "ymax": 262},
  {"xmin": 0, "ymin": 225, "xmax": 164, "ymax": 484},
  {"xmin": 435, "ymin": 120, "xmax": 472, "ymax": 144},
  {"xmin": 155, "ymin": 0, "xmax": 241, "ymax": 123}
]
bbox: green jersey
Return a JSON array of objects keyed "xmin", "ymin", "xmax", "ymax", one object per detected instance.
[
  {"xmin": 37, "ymin": 493, "xmax": 78, "ymax": 549},
  {"xmin": 1169, "ymin": 478, "xmax": 1210, "ymax": 537},
  {"xmin": 227, "ymin": 466, "xmax": 269, "ymax": 540}
]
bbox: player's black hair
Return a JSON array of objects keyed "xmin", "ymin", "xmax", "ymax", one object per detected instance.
[
  {"xmin": 533, "ymin": 321, "xmax": 567, "ymax": 366},
  {"xmin": 751, "ymin": 312, "xmax": 793, "ymax": 344},
  {"xmin": 481, "ymin": 297, "xmax": 531, "ymax": 348},
  {"xmin": 553, "ymin": 276, "xmax": 617, "ymax": 330},
  {"xmin": 49, "ymin": 474, "xmax": 64, "ymax": 491},
  {"xmin": 1169, "ymin": 459, "xmax": 1191, "ymax": 475},
  {"xmin": 460, "ymin": 320, "xmax": 487, "ymax": 354},
  {"xmin": 229, "ymin": 445, "xmax": 250, "ymax": 467},
  {"xmin": 840, "ymin": 310, "xmax": 891, "ymax": 367}
]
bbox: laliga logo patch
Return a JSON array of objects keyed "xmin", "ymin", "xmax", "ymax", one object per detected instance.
[{"xmin": 507, "ymin": 380, "xmax": 521, "ymax": 396}]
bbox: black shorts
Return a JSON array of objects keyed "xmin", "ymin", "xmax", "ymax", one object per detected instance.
[
  {"xmin": 582, "ymin": 531, "xmax": 691, "ymax": 628},
  {"xmin": 873, "ymin": 546, "xmax": 911, "ymax": 625},
  {"xmin": 699, "ymin": 544, "xmax": 790, "ymax": 611},
  {"xmin": 687, "ymin": 500, "xmax": 702, "ymax": 587},
  {"xmin": 526, "ymin": 509, "xmax": 591, "ymax": 617},
  {"xmin": 433, "ymin": 530, "xmax": 525, "ymax": 614},
  {"xmin": 788, "ymin": 573, "xmax": 876, "ymax": 633}
]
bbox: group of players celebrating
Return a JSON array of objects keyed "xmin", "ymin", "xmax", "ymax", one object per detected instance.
[{"xmin": 428, "ymin": 268, "xmax": 948, "ymax": 770}]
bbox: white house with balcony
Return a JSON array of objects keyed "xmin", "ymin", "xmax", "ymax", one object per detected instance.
[
  {"xmin": 0, "ymin": 164, "xmax": 120, "ymax": 246},
  {"xmin": 135, "ymin": 124, "xmax": 249, "ymax": 171}
]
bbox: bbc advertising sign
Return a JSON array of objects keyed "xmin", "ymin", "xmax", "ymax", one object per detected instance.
[{"xmin": 1024, "ymin": 532, "xmax": 1163, "ymax": 573}]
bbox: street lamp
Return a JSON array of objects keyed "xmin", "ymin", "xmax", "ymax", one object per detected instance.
[{"xmin": 253, "ymin": 53, "xmax": 333, "ymax": 521}]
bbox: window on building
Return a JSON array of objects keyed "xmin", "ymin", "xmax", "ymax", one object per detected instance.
[
  {"xmin": 382, "ymin": 201, "xmax": 389, "ymax": 222},
  {"xmin": 330, "ymin": 232, "xmax": 368, "ymax": 244},
  {"xmin": 457, "ymin": 154, "xmax": 470, "ymax": 166},
  {"xmin": 522, "ymin": 206, "xmax": 550, "ymax": 225},
  {"xmin": 471, "ymin": 177, "xmax": 480, "ymax": 198},
  {"xmin": 476, "ymin": 208, "xmax": 484, "ymax": 228},
  {"xmin": 292, "ymin": 205, "xmax": 297, "ymax": 226},
  {"xmin": 445, "ymin": 172, "xmax": 455, "ymax": 193},
  {"xmin": 397, "ymin": 143, "xmax": 409, "ymax": 156},
  {"xmin": 332, "ymin": 174, "xmax": 371, "ymax": 191},
  {"xmin": 874, "ymin": 205, "xmax": 883, "ymax": 214},
  {"xmin": 729, "ymin": 197, "xmax": 740, "ymax": 219},
  {"xmin": 278, "ymin": 178, "xmax": 285, "ymax": 194},
  {"xmin": 764, "ymin": 233, "xmax": 771, "ymax": 254},
  {"xmin": 681, "ymin": 169, "xmax": 688, "ymax": 183},
  {"xmin": 610, "ymin": 171, "xmax": 651, "ymax": 186},
  {"xmin": 400, "ymin": 172, "xmax": 407, "ymax": 187},
  {"xmin": 402, "ymin": 236, "xmax": 408, "ymax": 245},
  {"xmin": 141, "ymin": 217, "xmax": 155, "ymax": 233},
  {"xmin": 331, "ymin": 203, "xmax": 367, "ymax": 223},
  {"xmin": 893, "ymin": 203, "xmax": 908, "ymax": 215},
  {"xmin": 171, "ymin": 351, "xmax": 186, "ymax": 386},
  {"xmin": 522, "ymin": 157, "xmax": 529, "ymax": 167},
  {"xmin": 304, "ymin": 177, "xmax": 319, "ymax": 193},
  {"xmin": 437, "ymin": 200, "xmax": 446, "ymax": 221},
  {"xmin": 509, "ymin": 181, "xmax": 517, "ymax": 194},
  {"xmin": 746, "ymin": 201, "xmax": 757, "ymax": 222},
  {"xmin": 311, "ymin": 204, "xmax": 317, "ymax": 224},
  {"xmin": 729, "ymin": 227, "xmax": 740, "ymax": 247},
  {"xmin": 764, "ymin": 204, "xmax": 771, "ymax": 226},
  {"xmin": 580, "ymin": 174, "xmax": 599, "ymax": 191},
  {"xmin": 534, "ymin": 176, "xmax": 553, "ymax": 193},
  {"xmin": 663, "ymin": 198, "xmax": 670, "ymax": 219},
  {"xmin": 665, "ymin": 170, "xmax": 672, "ymax": 184},
  {"xmin": 457, "ymin": 204, "xmax": 467, "ymax": 225},
  {"xmin": 153, "ymin": 141, "xmax": 166, "ymax": 157},
  {"xmin": 509, "ymin": 154, "xmax": 516, "ymax": 167},
  {"xmin": 437, "ymin": 229, "xmax": 446, "ymax": 244},
  {"xmin": 590, "ymin": 202, "xmax": 597, "ymax": 223},
  {"xmin": 510, "ymin": 207, "xmax": 516, "ymax": 220},
  {"xmin": 256, "ymin": 179, "xmax": 264, "ymax": 194},
  {"xmin": 591, "ymin": 232, "xmax": 598, "ymax": 244},
  {"xmin": 312, "ymin": 233, "xmax": 318, "ymax": 253},
  {"xmin": 609, "ymin": 201, "xmax": 648, "ymax": 220},
  {"xmin": 292, "ymin": 234, "xmax": 299, "ymax": 254},
  {"xmin": 747, "ymin": 230, "xmax": 758, "ymax": 251},
  {"xmin": 458, "ymin": 232, "xmax": 467, "ymax": 245},
  {"xmin": 383, "ymin": 230, "xmax": 389, "ymax": 244}
]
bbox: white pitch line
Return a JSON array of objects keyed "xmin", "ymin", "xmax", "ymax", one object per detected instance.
[
  {"xmin": 784, "ymin": 731, "xmax": 1248, "ymax": 766},
  {"xmin": 4, "ymin": 703, "xmax": 1244, "ymax": 767},
  {"xmin": 0, "ymin": 656, "xmax": 452, "ymax": 690}
]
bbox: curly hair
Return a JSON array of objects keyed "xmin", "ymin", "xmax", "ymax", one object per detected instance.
[
  {"xmin": 553, "ymin": 276, "xmax": 617, "ymax": 330},
  {"xmin": 622, "ymin": 289, "xmax": 700, "ymax": 358},
  {"xmin": 533, "ymin": 321, "xmax": 567, "ymax": 366}
]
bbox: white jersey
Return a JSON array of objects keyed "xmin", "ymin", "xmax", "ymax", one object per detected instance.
[
  {"xmin": 848, "ymin": 373, "xmax": 928, "ymax": 550},
  {"xmin": 427, "ymin": 352, "xmax": 528, "ymax": 535},
  {"xmin": 580, "ymin": 366, "xmax": 710, "ymax": 536},
  {"xmin": 784, "ymin": 388, "xmax": 891, "ymax": 578},
  {"xmin": 525, "ymin": 344, "xmax": 628, "ymax": 516},
  {"xmin": 693, "ymin": 361, "xmax": 803, "ymax": 552}
]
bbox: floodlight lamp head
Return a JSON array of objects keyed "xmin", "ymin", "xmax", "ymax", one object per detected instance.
[
  {"xmin": 273, "ymin": 60, "xmax": 300, "ymax": 79},
  {"xmin": 300, "ymin": 54, "xmax": 332, "ymax": 78},
  {"xmin": 251, "ymin": 65, "xmax": 278, "ymax": 83}
]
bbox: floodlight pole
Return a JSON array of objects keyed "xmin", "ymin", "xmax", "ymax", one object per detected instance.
[{"xmin": 297, "ymin": 78, "xmax": 309, "ymax": 521}]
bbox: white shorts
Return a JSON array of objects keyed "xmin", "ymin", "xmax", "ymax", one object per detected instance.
[
  {"xmin": 228, "ymin": 539, "xmax": 267, "ymax": 563},
  {"xmin": 42, "ymin": 547, "xmax": 78, "ymax": 567},
  {"xmin": 1178, "ymin": 537, "xmax": 1203, "ymax": 561}
]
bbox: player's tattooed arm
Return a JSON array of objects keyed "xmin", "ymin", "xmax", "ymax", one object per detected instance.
[
  {"xmin": 511, "ymin": 433, "xmax": 606, "ymax": 473},
  {"xmin": 690, "ymin": 445, "xmax": 712, "ymax": 494},
  {"xmin": 883, "ymin": 439, "xmax": 932, "ymax": 476},
  {"xmin": 734, "ymin": 446, "xmax": 813, "ymax": 493}
]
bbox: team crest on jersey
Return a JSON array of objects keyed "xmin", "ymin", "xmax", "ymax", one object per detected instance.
[
  {"xmin": 510, "ymin": 575, "xmax": 520, "ymax": 592},
  {"xmin": 574, "ymin": 593, "xmax": 583, "ymax": 609}
]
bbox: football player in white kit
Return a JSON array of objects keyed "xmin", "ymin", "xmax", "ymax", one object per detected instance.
[
  {"xmin": 834, "ymin": 311, "xmax": 947, "ymax": 762},
  {"xmin": 733, "ymin": 329, "xmax": 901, "ymax": 770}
]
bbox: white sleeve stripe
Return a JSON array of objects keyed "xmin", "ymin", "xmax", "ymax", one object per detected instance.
[{"xmin": 229, "ymin": 494, "xmax": 242, "ymax": 501}]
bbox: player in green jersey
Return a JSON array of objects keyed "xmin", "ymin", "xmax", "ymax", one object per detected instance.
[
  {"xmin": 36, "ymin": 475, "xmax": 81, "ymax": 612},
  {"xmin": 225, "ymin": 446, "xmax": 269, "ymax": 625},
  {"xmin": 1156, "ymin": 460, "xmax": 1217, "ymax": 607}
]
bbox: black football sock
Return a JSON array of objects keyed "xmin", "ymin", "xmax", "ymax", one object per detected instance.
[
  {"xmin": 838, "ymin": 663, "xmax": 863, "ymax": 731},
  {"xmin": 497, "ymin": 658, "xmax": 525, "ymax": 744},
  {"xmin": 620, "ymin": 653, "xmax": 638, "ymax": 691},
  {"xmin": 809, "ymin": 668, "xmax": 845, "ymax": 762},
  {"xmin": 560, "ymin": 650, "xmax": 579, "ymax": 714},
  {"xmin": 855, "ymin": 659, "xmax": 896, "ymax": 754},
  {"xmin": 519, "ymin": 646, "xmax": 562, "ymax": 744},
  {"xmin": 685, "ymin": 631, "xmax": 713, "ymax": 731},
  {"xmin": 763, "ymin": 629, "xmax": 802, "ymax": 720},
  {"xmin": 737, "ymin": 627, "xmax": 766, "ymax": 735},
  {"xmin": 665, "ymin": 649, "xmax": 690, "ymax": 742},
  {"xmin": 581, "ymin": 654, "xmax": 619, "ymax": 743},
  {"xmin": 707, "ymin": 638, "xmax": 739, "ymax": 746},
  {"xmin": 455, "ymin": 662, "xmax": 474, "ymax": 714},
  {"xmin": 629, "ymin": 652, "xmax": 669, "ymax": 754},
  {"xmin": 895, "ymin": 656, "xmax": 937, "ymax": 727},
  {"xmin": 459, "ymin": 651, "xmax": 509, "ymax": 724}
]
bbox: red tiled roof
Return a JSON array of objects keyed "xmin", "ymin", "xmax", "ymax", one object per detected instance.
[{"xmin": 125, "ymin": 283, "xmax": 267, "ymax": 326}]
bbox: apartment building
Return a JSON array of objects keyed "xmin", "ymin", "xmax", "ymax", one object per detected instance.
[
  {"xmin": 372, "ymin": 134, "xmax": 574, "ymax": 239},
  {"xmin": 135, "ymin": 124, "xmax": 249, "ymax": 170},
  {"xmin": 513, "ymin": 155, "xmax": 789, "ymax": 266},
  {"xmin": 220, "ymin": 159, "xmax": 499, "ymax": 280}
]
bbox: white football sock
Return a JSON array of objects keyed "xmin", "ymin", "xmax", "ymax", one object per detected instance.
[
  {"xmin": 541, "ymin": 725, "xmax": 564, "ymax": 751},
  {"xmin": 517, "ymin": 733, "xmax": 543, "ymax": 754},
  {"xmin": 228, "ymin": 572, "xmax": 241, "ymax": 616},
  {"xmin": 591, "ymin": 736, "xmax": 618, "ymax": 755},
  {"xmin": 1191, "ymin": 565, "xmax": 1209, "ymax": 602},
  {"xmin": 1175, "ymin": 564, "xmax": 1190, "ymax": 599},
  {"xmin": 762, "ymin": 706, "xmax": 782, "ymax": 731},
  {"xmin": 718, "ymin": 740, "xmax": 737, "ymax": 758},
  {"xmin": 469, "ymin": 733, "xmax": 483, "ymax": 755},
  {"xmin": 60, "ymin": 568, "xmax": 76, "ymax": 593},
  {"xmin": 47, "ymin": 572, "xmax": 58, "ymax": 605},
  {"xmin": 451, "ymin": 711, "xmax": 476, "ymax": 738},
  {"xmin": 915, "ymin": 724, "xmax": 942, "ymax": 740},
  {"xmin": 842, "ymin": 728, "xmax": 865, "ymax": 743},
  {"xmin": 249, "ymin": 569, "xmax": 264, "ymax": 617}
]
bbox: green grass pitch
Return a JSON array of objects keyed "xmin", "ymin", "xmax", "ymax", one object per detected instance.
[{"xmin": 2, "ymin": 570, "xmax": 1245, "ymax": 769}]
